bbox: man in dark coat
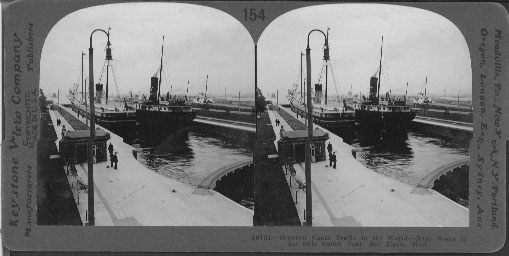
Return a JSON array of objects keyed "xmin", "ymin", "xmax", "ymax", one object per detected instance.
[
  {"xmin": 108, "ymin": 143, "xmax": 114, "ymax": 166},
  {"xmin": 327, "ymin": 142, "xmax": 332, "ymax": 154},
  {"xmin": 332, "ymin": 152, "xmax": 337, "ymax": 169},
  {"xmin": 329, "ymin": 151, "xmax": 333, "ymax": 167},
  {"xmin": 112, "ymin": 152, "xmax": 118, "ymax": 170}
]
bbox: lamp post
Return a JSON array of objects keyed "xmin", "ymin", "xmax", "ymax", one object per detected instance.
[
  {"xmin": 88, "ymin": 28, "xmax": 112, "ymax": 226},
  {"xmin": 305, "ymin": 28, "xmax": 329, "ymax": 226},
  {"xmin": 84, "ymin": 78, "xmax": 88, "ymax": 126},
  {"xmin": 82, "ymin": 52, "xmax": 85, "ymax": 102},
  {"xmin": 300, "ymin": 52, "xmax": 304, "ymax": 103},
  {"xmin": 324, "ymin": 28, "xmax": 330, "ymax": 105}
]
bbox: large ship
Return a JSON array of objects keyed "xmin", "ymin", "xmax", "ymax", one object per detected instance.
[
  {"xmin": 289, "ymin": 93, "xmax": 355, "ymax": 131},
  {"xmin": 135, "ymin": 36, "xmax": 197, "ymax": 135},
  {"xmin": 67, "ymin": 50, "xmax": 137, "ymax": 131},
  {"xmin": 288, "ymin": 29, "xmax": 355, "ymax": 131},
  {"xmin": 352, "ymin": 36, "xmax": 416, "ymax": 132}
]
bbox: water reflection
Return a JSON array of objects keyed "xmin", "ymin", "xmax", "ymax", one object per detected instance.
[
  {"xmin": 132, "ymin": 125, "xmax": 253, "ymax": 186},
  {"xmin": 347, "ymin": 130, "xmax": 469, "ymax": 185}
]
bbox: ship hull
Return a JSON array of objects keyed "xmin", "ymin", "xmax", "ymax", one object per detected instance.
[
  {"xmin": 290, "ymin": 102, "xmax": 356, "ymax": 130},
  {"xmin": 136, "ymin": 109, "xmax": 197, "ymax": 137},
  {"xmin": 354, "ymin": 109, "xmax": 416, "ymax": 132}
]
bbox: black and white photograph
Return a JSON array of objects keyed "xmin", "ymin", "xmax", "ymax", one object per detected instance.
[
  {"xmin": 1, "ymin": 0, "xmax": 507, "ymax": 253},
  {"xmin": 37, "ymin": 2, "xmax": 255, "ymax": 226},
  {"xmin": 254, "ymin": 4, "xmax": 471, "ymax": 227}
]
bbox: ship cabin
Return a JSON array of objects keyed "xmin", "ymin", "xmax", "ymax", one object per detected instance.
[
  {"xmin": 71, "ymin": 103, "xmax": 137, "ymax": 126},
  {"xmin": 353, "ymin": 100, "xmax": 412, "ymax": 113},
  {"xmin": 291, "ymin": 102, "xmax": 355, "ymax": 121},
  {"xmin": 137, "ymin": 104, "xmax": 194, "ymax": 112}
]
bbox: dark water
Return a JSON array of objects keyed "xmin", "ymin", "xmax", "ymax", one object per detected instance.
[
  {"xmin": 131, "ymin": 125, "xmax": 253, "ymax": 187},
  {"xmin": 342, "ymin": 130, "xmax": 470, "ymax": 186}
]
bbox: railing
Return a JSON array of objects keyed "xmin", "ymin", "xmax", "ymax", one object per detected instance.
[
  {"xmin": 194, "ymin": 116, "xmax": 255, "ymax": 133},
  {"xmin": 416, "ymin": 157, "xmax": 469, "ymax": 189},
  {"xmin": 414, "ymin": 116, "xmax": 473, "ymax": 127},
  {"xmin": 198, "ymin": 159, "xmax": 253, "ymax": 189}
]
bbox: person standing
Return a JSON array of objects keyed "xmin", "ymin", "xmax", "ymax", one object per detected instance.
[
  {"xmin": 332, "ymin": 152, "xmax": 337, "ymax": 169},
  {"xmin": 112, "ymin": 152, "xmax": 118, "ymax": 170},
  {"xmin": 61, "ymin": 125, "xmax": 66, "ymax": 138},
  {"xmin": 110, "ymin": 152, "xmax": 115, "ymax": 168},
  {"xmin": 329, "ymin": 151, "xmax": 333, "ymax": 167},
  {"xmin": 327, "ymin": 142, "xmax": 332, "ymax": 154},
  {"xmin": 108, "ymin": 143, "xmax": 114, "ymax": 159}
]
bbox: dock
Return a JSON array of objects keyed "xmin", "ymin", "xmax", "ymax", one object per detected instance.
[
  {"xmin": 413, "ymin": 116, "xmax": 473, "ymax": 132},
  {"xmin": 268, "ymin": 105, "xmax": 468, "ymax": 227},
  {"xmin": 194, "ymin": 116, "xmax": 255, "ymax": 133},
  {"xmin": 49, "ymin": 105, "xmax": 252, "ymax": 226}
]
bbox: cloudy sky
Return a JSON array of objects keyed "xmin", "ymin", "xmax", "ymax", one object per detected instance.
[
  {"xmin": 257, "ymin": 4, "xmax": 472, "ymax": 102},
  {"xmin": 40, "ymin": 3, "xmax": 254, "ymax": 99}
]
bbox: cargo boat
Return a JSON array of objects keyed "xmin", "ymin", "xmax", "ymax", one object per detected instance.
[
  {"xmin": 352, "ymin": 36, "xmax": 416, "ymax": 132},
  {"xmin": 135, "ymin": 36, "xmax": 197, "ymax": 136}
]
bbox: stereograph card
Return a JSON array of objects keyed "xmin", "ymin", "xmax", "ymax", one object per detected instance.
[{"xmin": 1, "ymin": 0, "xmax": 507, "ymax": 254}]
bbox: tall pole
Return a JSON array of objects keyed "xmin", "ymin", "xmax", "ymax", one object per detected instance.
[
  {"xmin": 238, "ymin": 91, "xmax": 241, "ymax": 112},
  {"xmin": 457, "ymin": 91, "xmax": 460, "ymax": 111},
  {"xmin": 57, "ymin": 90, "xmax": 59, "ymax": 105},
  {"xmin": 377, "ymin": 36, "xmax": 383, "ymax": 103},
  {"xmin": 305, "ymin": 43, "xmax": 313, "ymax": 226},
  {"xmin": 82, "ymin": 52, "xmax": 85, "ymax": 102},
  {"xmin": 325, "ymin": 62, "xmax": 328, "ymax": 105},
  {"xmin": 106, "ymin": 63, "xmax": 109, "ymax": 105},
  {"xmin": 303, "ymin": 76, "xmax": 306, "ymax": 125},
  {"xmin": 88, "ymin": 28, "xmax": 111, "ymax": 226},
  {"xmin": 324, "ymin": 28, "xmax": 330, "ymax": 105},
  {"xmin": 300, "ymin": 52, "xmax": 303, "ymax": 103},
  {"xmin": 277, "ymin": 90, "xmax": 278, "ymax": 106},
  {"xmin": 88, "ymin": 39, "xmax": 95, "ymax": 226},
  {"xmin": 158, "ymin": 36, "xmax": 164, "ymax": 103},
  {"xmin": 304, "ymin": 29, "xmax": 328, "ymax": 226},
  {"xmin": 85, "ymin": 79, "xmax": 88, "ymax": 126}
]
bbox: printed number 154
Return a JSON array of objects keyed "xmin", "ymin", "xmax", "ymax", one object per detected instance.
[{"xmin": 243, "ymin": 8, "xmax": 266, "ymax": 21}]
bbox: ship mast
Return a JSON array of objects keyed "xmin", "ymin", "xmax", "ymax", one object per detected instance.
[
  {"xmin": 425, "ymin": 76, "xmax": 427, "ymax": 100},
  {"xmin": 377, "ymin": 36, "xmax": 383, "ymax": 103},
  {"xmin": 157, "ymin": 36, "xmax": 164, "ymax": 103},
  {"xmin": 205, "ymin": 74, "xmax": 208, "ymax": 100}
]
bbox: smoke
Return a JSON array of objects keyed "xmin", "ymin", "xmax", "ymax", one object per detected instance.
[
  {"xmin": 152, "ymin": 66, "xmax": 160, "ymax": 78},
  {"xmin": 372, "ymin": 66, "xmax": 380, "ymax": 78}
]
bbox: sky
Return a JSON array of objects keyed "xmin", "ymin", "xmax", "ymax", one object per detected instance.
[
  {"xmin": 257, "ymin": 4, "xmax": 472, "ymax": 101},
  {"xmin": 40, "ymin": 3, "xmax": 254, "ymax": 99}
]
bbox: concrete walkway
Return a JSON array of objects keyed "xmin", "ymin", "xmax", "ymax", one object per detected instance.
[
  {"xmin": 269, "ymin": 106, "xmax": 469, "ymax": 227},
  {"xmin": 50, "ymin": 105, "xmax": 253, "ymax": 226},
  {"xmin": 413, "ymin": 116, "xmax": 473, "ymax": 132},
  {"xmin": 194, "ymin": 117, "xmax": 256, "ymax": 133}
]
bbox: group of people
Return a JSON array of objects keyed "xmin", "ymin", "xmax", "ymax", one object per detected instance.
[
  {"xmin": 56, "ymin": 118, "xmax": 62, "ymax": 126},
  {"xmin": 275, "ymin": 118, "xmax": 281, "ymax": 126},
  {"xmin": 327, "ymin": 142, "xmax": 337, "ymax": 169},
  {"xmin": 108, "ymin": 143, "xmax": 118, "ymax": 169}
]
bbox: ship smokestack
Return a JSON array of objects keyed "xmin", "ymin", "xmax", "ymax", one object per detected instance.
[
  {"xmin": 149, "ymin": 77, "xmax": 158, "ymax": 102},
  {"xmin": 369, "ymin": 77, "xmax": 378, "ymax": 101},
  {"xmin": 95, "ymin": 83, "xmax": 104, "ymax": 104},
  {"xmin": 314, "ymin": 84, "xmax": 322, "ymax": 104}
]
